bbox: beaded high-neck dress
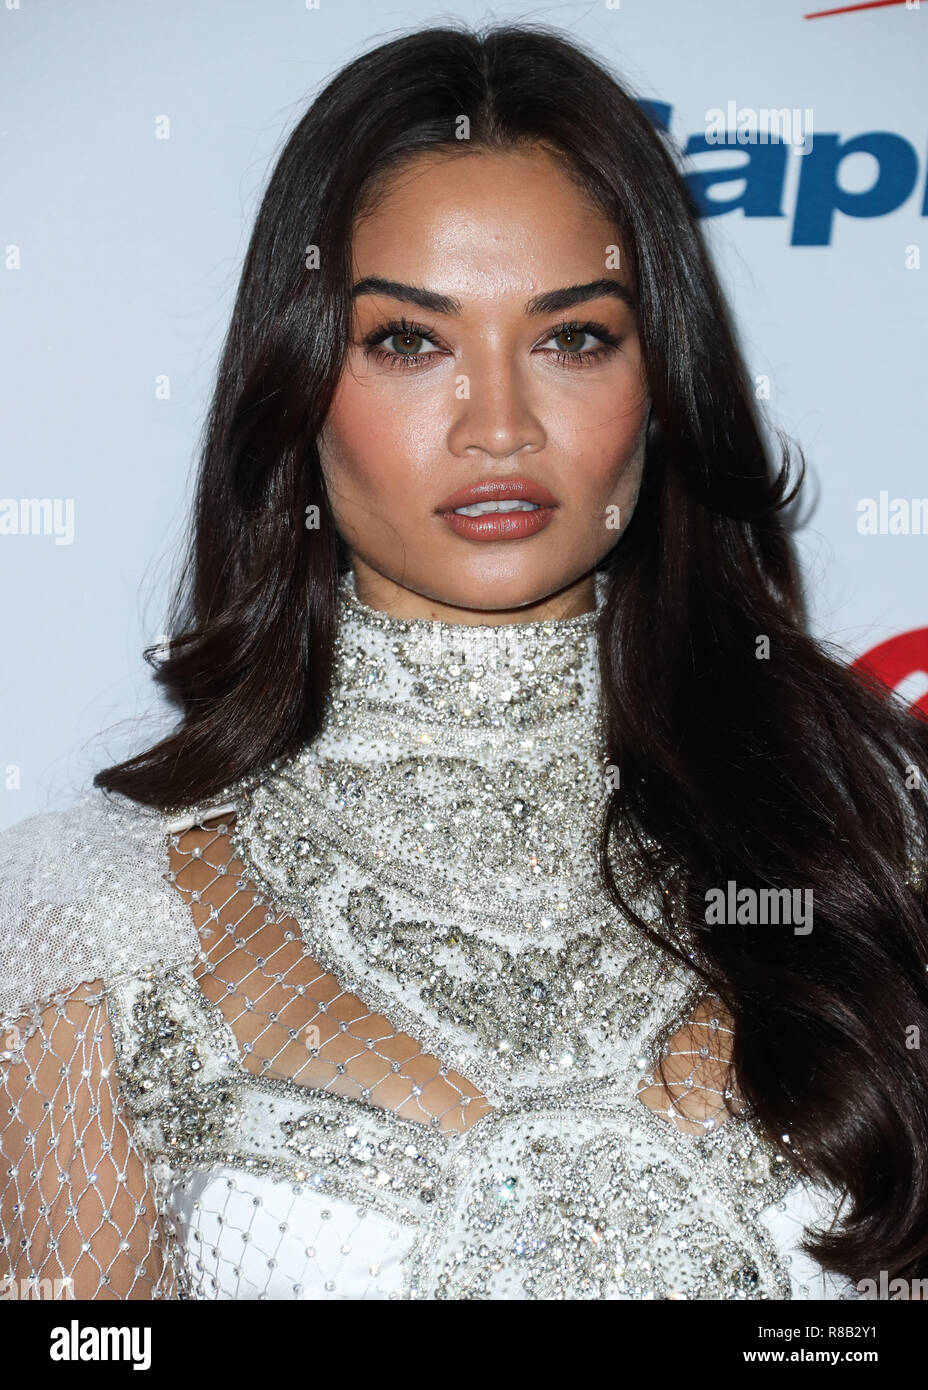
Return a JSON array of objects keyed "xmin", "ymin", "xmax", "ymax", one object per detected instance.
[{"xmin": 0, "ymin": 568, "xmax": 858, "ymax": 1300}]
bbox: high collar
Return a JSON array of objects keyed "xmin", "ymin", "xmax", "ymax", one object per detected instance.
[
  {"xmin": 163, "ymin": 568, "xmax": 611, "ymax": 834},
  {"xmin": 314, "ymin": 567, "xmax": 609, "ymax": 753}
]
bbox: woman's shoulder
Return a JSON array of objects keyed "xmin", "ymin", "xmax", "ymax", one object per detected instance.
[{"xmin": 0, "ymin": 786, "xmax": 198, "ymax": 1023}]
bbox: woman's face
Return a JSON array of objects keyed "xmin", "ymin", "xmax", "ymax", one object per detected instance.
[{"xmin": 317, "ymin": 144, "xmax": 650, "ymax": 622}]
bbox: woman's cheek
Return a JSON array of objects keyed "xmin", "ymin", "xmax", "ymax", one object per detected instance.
[{"xmin": 322, "ymin": 430, "xmax": 434, "ymax": 524}]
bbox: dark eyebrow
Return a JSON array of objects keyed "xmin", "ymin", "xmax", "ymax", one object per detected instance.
[
  {"xmin": 350, "ymin": 276, "xmax": 635, "ymax": 316},
  {"xmin": 525, "ymin": 279, "xmax": 636, "ymax": 315}
]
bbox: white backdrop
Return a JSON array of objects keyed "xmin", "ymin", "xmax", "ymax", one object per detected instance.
[{"xmin": 2, "ymin": 0, "xmax": 926, "ymax": 828}]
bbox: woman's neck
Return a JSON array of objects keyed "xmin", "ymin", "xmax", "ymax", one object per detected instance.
[{"xmin": 348, "ymin": 557, "xmax": 601, "ymax": 626}]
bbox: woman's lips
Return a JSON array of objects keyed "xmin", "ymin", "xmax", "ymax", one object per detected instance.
[
  {"xmin": 435, "ymin": 476, "xmax": 558, "ymax": 512},
  {"xmin": 437, "ymin": 505, "xmax": 557, "ymax": 542},
  {"xmin": 434, "ymin": 476, "xmax": 559, "ymax": 540}
]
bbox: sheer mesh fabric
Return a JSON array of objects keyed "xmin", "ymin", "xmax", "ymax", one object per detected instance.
[
  {"xmin": 0, "ymin": 981, "xmax": 177, "ymax": 1298},
  {"xmin": 637, "ymin": 993, "xmax": 742, "ymax": 1136},
  {"xmin": 168, "ymin": 816, "xmax": 494, "ymax": 1134},
  {"xmin": 0, "ymin": 810, "xmax": 738, "ymax": 1300},
  {"xmin": 166, "ymin": 815, "xmax": 737, "ymax": 1137}
]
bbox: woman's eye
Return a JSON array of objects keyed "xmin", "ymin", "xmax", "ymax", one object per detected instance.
[
  {"xmin": 369, "ymin": 328, "xmax": 441, "ymax": 368},
  {"xmin": 537, "ymin": 325, "xmax": 618, "ymax": 365},
  {"xmin": 385, "ymin": 330, "xmax": 438, "ymax": 356},
  {"xmin": 544, "ymin": 327, "xmax": 594, "ymax": 352}
]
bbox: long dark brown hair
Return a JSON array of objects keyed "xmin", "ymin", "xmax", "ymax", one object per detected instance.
[{"xmin": 95, "ymin": 21, "xmax": 928, "ymax": 1284}]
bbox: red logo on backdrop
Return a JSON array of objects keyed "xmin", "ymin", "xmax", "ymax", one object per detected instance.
[
  {"xmin": 851, "ymin": 629, "xmax": 928, "ymax": 717},
  {"xmin": 805, "ymin": 2, "xmax": 909, "ymax": 17}
]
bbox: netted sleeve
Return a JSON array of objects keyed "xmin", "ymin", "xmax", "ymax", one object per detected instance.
[
  {"xmin": 0, "ymin": 979, "xmax": 178, "ymax": 1299},
  {"xmin": 0, "ymin": 790, "xmax": 203, "ymax": 1299}
]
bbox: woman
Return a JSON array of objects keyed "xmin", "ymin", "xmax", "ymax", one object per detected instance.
[{"xmin": 1, "ymin": 22, "xmax": 927, "ymax": 1301}]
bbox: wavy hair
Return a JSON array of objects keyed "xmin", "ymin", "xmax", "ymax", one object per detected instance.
[{"xmin": 95, "ymin": 21, "xmax": 928, "ymax": 1284}]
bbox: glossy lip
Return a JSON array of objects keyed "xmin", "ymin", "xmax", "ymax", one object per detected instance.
[
  {"xmin": 434, "ymin": 476, "xmax": 559, "ymax": 514},
  {"xmin": 438, "ymin": 506, "xmax": 557, "ymax": 542}
]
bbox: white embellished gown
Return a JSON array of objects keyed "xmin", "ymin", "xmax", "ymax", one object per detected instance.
[{"xmin": 0, "ymin": 569, "xmax": 858, "ymax": 1300}]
